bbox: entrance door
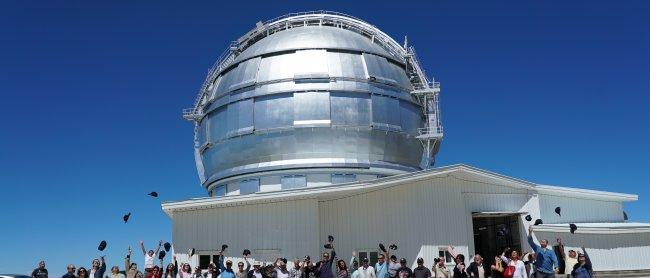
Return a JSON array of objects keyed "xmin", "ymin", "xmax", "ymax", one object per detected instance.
[{"xmin": 472, "ymin": 214, "xmax": 522, "ymax": 266}]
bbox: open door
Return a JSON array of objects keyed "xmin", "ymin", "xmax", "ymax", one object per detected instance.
[{"xmin": 472, "ymin": 212, "xmax": 523, "ymax": 266}]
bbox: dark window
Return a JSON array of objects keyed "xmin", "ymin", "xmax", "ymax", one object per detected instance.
[{"xmin": 199, "ymin": 255, "xmax": 211, "ymax": 269}]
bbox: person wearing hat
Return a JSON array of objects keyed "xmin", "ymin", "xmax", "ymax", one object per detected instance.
[
  {"xmin": 125, "ymin": 247, "xmax": 144, "ymax": 278},
  {"xmin": 411, "ymin": 258, "xmax": 430, "ymax": 278},
  {"xmin": 357, "ymin": 258, "xmax": 375, "ymax": 278},
  {"xmin": 395, "ymin": 258, "xmax": 412, "ymax": 278},
  {"xmin": 433, "ymin": 258, "xmax": 450, "ymax": 278},
  {"xmin": 527, "ymin": 226, "xmax": 559, "ymax": 277},
  {"xmin": 140, "ymin": 240, "xmax": 163, "ymax": 275},
  {"xmin": 236, "ymin": 255, "xmax": 252, "ymax": 278},
  {"xmin": 218, "ymin": 249, "xmax": 236, "ymax": 278},
  {"xmin": 32, "ymin": 261, "xmax": 48, "ymax": 278},
  {"xmin": 466, "ymin": 254, "xmax": 490, "ymax": 278},
  {"xmin": 247, "ymin": 261, "xmax": 263, "ymax": 278},
  {"xmin": 89, "ymin": 257, "xmax": 106, "ymax": 278},
  {"xmin": 570, "ymin": 247, "xmax": 592, "ymax": 278}
]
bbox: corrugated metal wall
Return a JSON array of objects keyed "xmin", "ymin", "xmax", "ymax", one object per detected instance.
[
  {"xmin": 535, "ymin": 231, "xmax": 650, "ymax": 271},
  {"xmin": 172, "ymin": 199, "xmax": 320, "ymax": 264},
  {"xmin": 538, "ymin": 194, "xmax": 623, "ymax": 224}
]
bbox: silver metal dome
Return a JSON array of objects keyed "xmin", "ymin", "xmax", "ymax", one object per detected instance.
[{"xmin": 184, "ymin": 11, "xmax": 443, "ymax": 195}]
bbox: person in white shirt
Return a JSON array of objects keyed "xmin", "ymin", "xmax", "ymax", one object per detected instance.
[
  {"xmin": 139, "ymin": 240, "xmax": 162, "ymax": 274},
  {"xmin": 275, "ymin": 258, "xmax": 290, "ymax": 278},
  {"xmin": 357, "ymin": 258, "xmax": 376, "ymax": 278},
  {"xmin": 248, "ymin": 261, "xmax": 263, "ymax": 278},
  {"xmin": 500, "ymin": 248, "xmax": 526, "ymax": 278}
]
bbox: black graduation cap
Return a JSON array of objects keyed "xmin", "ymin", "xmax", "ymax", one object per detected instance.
[
  {"xmin": 624, "ymin": 211, "xmax": 629, "ymax": 221},
  {"xmin": 98, "ymin": 240, "xmax": 107, "ymax": 251},
  {"xmin": 188, "ymin": 248, "xmax": 195, "ymax": 257},
  {"xmin": 221, "ymin": 244, "xmax": 228, "ymax": 252},
  {"xmin": 148, "ymin": 192, "xmax": 159, "ymax": 197},
  {"xmin": 243, "ymin": 249, "xmax": 251, "ymax": 256},
  {"xmin": 525, "ymin": 215, "xmax": 532, "ymax": 222},
  {"xmin": 569, "ymin": 223, "xmax": 578, "ymax": 234},
  {"xmin": 123, "ymin": 213, "xmax": 131, "ymax": 223},
  {"xmin": 323, "ymin": 244, "xmax": 333, "ymax": 249},
  {"xmin": 534, "ymin": 219, "xmax": 544, "ymax": 226},
  {"xmin": 327, "ymin": 235, "xmax": 334, "ymax": 242},
  {"xmin": 159, "ymin": 250, "xmax": 166, "ymax": 260},
  {"xmin": 389, "ymin": 244, "xmax": 397, "ymax": 250},
  {"xmin": 555, "ymin": 207, "xmax": 561, "ymax": 216},
  {"xmin": 164, "ymin": 242, "xmax": 171, "ymax": 252},
  {"xmin": 378, "ymin": 243, "xmax": 386, "ymax": 252}
]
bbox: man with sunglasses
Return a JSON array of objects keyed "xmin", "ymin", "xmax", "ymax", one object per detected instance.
[
  {"xmin": 236, "ymin": 255, "xmax": 251, "ymax": 278},
  {"xmin": 315, "ymin": 241, "xmax": 336, "ymax": 278},
  {"xmin": 89, "ymin": 257, "xmax": 106, "ymax": 278},
  {"xmin": 145, "ymin": 266, "xmax": 162, "ymax": 278},
  {"xmin": 218, "ymin": 249, "xmax": 236, "ymax": 278},
  {"xmin": 247, "ymin": 261, "xmax": 263, "ymax": 278},
  {"xmin": 62, "ymin": 265, "xmax": 76, "ymax": 278}
]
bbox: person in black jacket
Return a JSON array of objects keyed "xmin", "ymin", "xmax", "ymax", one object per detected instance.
[
  {"xmin": 315, "ymin": 243, "xmax": 336, "ymax": 278},
  {"xmin": 62, "ymin": 265, "xmax": 76, "ymax": 278},
  {"xmin": 89, "ymin": 257, "xmax": 106, "ymax": 278},
  {"xmin": 32, "ymin": 261, "xmax": 48, "ymax": 278},
  {"xmin": 247, "ymin": 261, "xmax": 263, "ymax": 278},
  {"xmin": 465, "ymin": 255, "xmax": 490, "ymax": 278}
]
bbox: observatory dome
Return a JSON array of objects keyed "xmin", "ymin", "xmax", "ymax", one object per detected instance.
[{"xmin": 184, "ymin": 12, "xmax": 442, "ymax": 196}]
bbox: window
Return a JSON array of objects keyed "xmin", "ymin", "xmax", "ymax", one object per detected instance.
[
  {"xmin": 371, "ymin": 94, "xmax": 401, "ymax": 131},
  {"xmin": 358, "ymin": 251, "xmax": 379, "ymax": 266},
  {"xmin": 294, "ymin": 92, "xmax": 331, "ymax": 126},
  {"xmin": 240, "ymin": 179, "xmax": 259, "ymax": 195},
  {"xmin": 332, "ymin": 173, "xmax": 356, "ymax": 184},
  {"xmin": 330, "ymin": 92, "xmax": 371, "ymax": 127},
  {"xmin": 438, "ymin": 248, "xmax": 453, "ymax": 263},
  {"xmin": 199, "ymin": 255, "xmax": 211, "ymax": 269},
  {"xmin": 254, "ymin": 93, "xmax": 294, "ymax": 130},
  {"xmin": 281, "ymin": 175, "xmax": 307, "ymax": 189},
  {"xmin": 363, "ymin": 53, "xmax": 397, "ymax": 85},
  {"xmin": 213, "ymin": 184, "xmax": 226, "ymax": 197}
]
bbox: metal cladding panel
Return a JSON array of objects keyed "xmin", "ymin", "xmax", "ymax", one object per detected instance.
[
  {"xmin": 227, "ymin": 98, "xmax": 254, "ymax": 137},
  {"xmin": 171, "ymin": 199, "xmax": 320, "ymax": 263},
  {"xmin": 318, "ymin": 175, "xmax": 473, "ymax": 269},
  {"xmin": 371, "ymin": 94, "xmax": 401, "ymax": 130},
  {"xmin": 254, "ymin": 93, "xmax": 294, "ymax": 130},
  {"xmin": 535, "ymin": 231, "xmax": 650, "ymax": 271},
  {"xmin": 538, "ymin": 194, "xmax": 623, "ymax": 224},
  {"xmin": 198, "ymin": 119, "xmax": 209, "ymax": 147},
  {"xmin": 208, "ymin": 107, "xmax": 228, "ymax": 141},
  {"xmin": 294, "ymin": 92, "xmax": 330, "ymax": 124},
  {"xmin": 233, "ymin": 26, "xmax": 397, "ymax": 64},
  {"xmin": 327, "ymin": 51, "xmax": 366, "ymax": 79},
  {"xmin": 330, "ymin": 92, "xmax": 371, "ymax": 126},
  {"xmin": 399, "ymin": 100, "xmax": 423, "ymax": 136}
]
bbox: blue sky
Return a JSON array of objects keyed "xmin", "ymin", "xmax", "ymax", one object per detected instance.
[{"xmin": 1, "ymin": 0, "xmax": 649, "ymax": 275}]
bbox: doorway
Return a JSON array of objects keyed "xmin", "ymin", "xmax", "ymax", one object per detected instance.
[{"xmin": 472, "ymin": 213, "xmax": 522, "ymax": 266}]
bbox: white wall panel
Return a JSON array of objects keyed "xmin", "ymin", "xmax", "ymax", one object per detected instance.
[{"xmin": 538, "ymin": 194, "xmax": 623, "ymax": 224}]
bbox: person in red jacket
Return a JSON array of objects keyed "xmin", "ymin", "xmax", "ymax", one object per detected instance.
[{"xmin": 146, "ymin": 266, "xmax": 162, "ymax": 278}]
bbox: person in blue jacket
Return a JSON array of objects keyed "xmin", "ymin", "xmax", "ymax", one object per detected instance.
[{"xmin": 527, "ymin": 226, "xmax": 559, "ymax": 277}]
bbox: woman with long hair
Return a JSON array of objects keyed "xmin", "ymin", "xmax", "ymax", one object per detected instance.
[
  {"xmin": 78, "ymin": 267, "xmax": 89, "ymax": 278},
  {"xmin": 336, "ymin": 260, "xmax": 349, "ymax": 278},
  {"xmin": 499, "ymin": 248, "xmax": 526, "ymax": 278},
  {"xmin": 178, "ymin": 263, "xmax": 192, "ymax": 278},
  {"xmin": 164, "ymin": 256, "xmax": 178, "ymax": 278},
  {"xmin": 490, "ymin": 256, "xmax": 504, "ymax": 278}
]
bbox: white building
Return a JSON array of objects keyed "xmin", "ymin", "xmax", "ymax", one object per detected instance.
[{"xmin": 162, "ymin": 164, "xmax": 650, "ymax": 272}]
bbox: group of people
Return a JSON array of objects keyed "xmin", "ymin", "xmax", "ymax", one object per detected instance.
[{"xmin": 32, "ymin": 227, "xmax": 593, "ymax": 278}]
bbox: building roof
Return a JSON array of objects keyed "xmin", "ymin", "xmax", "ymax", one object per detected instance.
[{"xmin": 162, "ymin": 164, "xmax": 638, "ymax": 216}]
